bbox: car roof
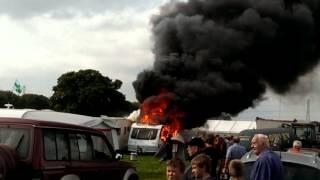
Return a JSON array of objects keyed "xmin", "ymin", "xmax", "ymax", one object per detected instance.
[
  {"xmin": 241, "ymin": 150, "xmax": 320, "ymax": 170},
  {"xmin": 0, "ymin": 117, "xmax": 103, "ymax": 134}
]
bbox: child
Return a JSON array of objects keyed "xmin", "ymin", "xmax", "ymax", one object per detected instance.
[
  {"xmin": 167, "ymin": 158, "xmax": 186, "ymax": 180},
  {"xmin": 191, "ymin": 154, "xmax": 215, "ymax": 180}
]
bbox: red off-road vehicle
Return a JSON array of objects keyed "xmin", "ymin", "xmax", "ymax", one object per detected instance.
[{"xmin": 0, "ymin": 117, "xmax": 138, "ymax": 180}]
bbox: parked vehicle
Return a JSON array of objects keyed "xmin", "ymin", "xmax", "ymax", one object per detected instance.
[
  {"xmin": 239, "ymin": 128, "xmax": 294, "ymax": 151},
  {"xmin": 0, "ymin": 117, "xmax": 138, "ymax": 180},
  {"xmin": 128, "ymin": 123, "xmax": 163, "ymax": 153},
  {"xmin": 241, "ymin": 150, "xmax": 320, "ymax": 180},
  {"xmin": 256, "ymin": 117, "xmax": 320, "ymax": 148},
  {"xmin": 0, "ymin": 109, "xmax": 131, "ymax": 151}
]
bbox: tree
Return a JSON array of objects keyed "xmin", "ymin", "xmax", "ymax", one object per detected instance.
[
  {"xmin": 0, "ymin": 90, "xmax": 49, "ymax": 109},
  {"xmin": 18, "ymin": 94, "xmax": 50, "ymax": 109},
  {"xmin": 50, "ymin": 69, "xmax": 134, "ymax": 116},
  {"xmin": 0, "ymin": 91, "xmax": 20, "ymax": 108}
]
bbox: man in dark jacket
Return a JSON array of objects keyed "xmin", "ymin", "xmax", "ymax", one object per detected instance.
[
  {"xmin": 250, "ymin": 134, "xmax": 284, "ymax": 180},
  {"xmin": 183, "ymin": 137, "xmax": 206, "ymax": 180}
]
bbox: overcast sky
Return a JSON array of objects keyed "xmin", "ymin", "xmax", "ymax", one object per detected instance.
[{"xmin": 0, "ymin": 0, "xmax": 319, "ymax": 121}]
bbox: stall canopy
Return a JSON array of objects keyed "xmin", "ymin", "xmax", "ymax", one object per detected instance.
[{"xmin": 204, "ymin": 120, "xmax": 256, "ymax": 134}]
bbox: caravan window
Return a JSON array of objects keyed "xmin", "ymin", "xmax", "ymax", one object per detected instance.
[{"xmin": 130, "ymin": 128, "xmax": 158, "ymax": 140}]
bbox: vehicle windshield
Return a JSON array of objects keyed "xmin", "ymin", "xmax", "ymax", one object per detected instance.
[
  {"xmin": 130, "ymin": 128, "xmax": 158, "ymax": 140},
  {"xmin": 0, "ymin": 127, "xmax": 30, "ymax": 159}
]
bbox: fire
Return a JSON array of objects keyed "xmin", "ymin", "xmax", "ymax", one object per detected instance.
[{"xmin": 139, "ymin": 92, "xmax": 185, "ymax": 141}]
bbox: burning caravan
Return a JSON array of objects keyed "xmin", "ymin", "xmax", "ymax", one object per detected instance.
[{"xmin": 128, "ymin": 123, "xmax": 164, "ymax": 153}]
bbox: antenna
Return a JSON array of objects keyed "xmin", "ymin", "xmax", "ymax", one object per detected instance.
[
  {"xmin": 306, "ymin": 99, "xmax": 310, "ymax": 122},
  {"xmin": 278, "ymin": 96, "xmax": 282, "ymax": 119}
]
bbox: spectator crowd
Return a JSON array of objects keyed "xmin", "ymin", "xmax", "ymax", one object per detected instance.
[{"xmin": 162, "ymin": 132, "xmax": 299, "ymax": 180}]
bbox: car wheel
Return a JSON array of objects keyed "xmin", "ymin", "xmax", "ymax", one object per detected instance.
[
  {"xmin": 60, "ymin": 174, "xmax": 80, "ymax": 180},
  {"xmin": 123, "ymin": 168, "xmax": 139, "ymax": 180},
  {"xmin": 127, "ymin": 174, "xmax": 139, "ymax": 180},
  {"xmin": 0, "ymin": 145, "xmax": 18, "ymax": 180}
]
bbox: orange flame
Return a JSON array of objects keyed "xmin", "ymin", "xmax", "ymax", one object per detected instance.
[{"xmin": 139, "ymin": 92, "xmax": 184, "ymax": 141}]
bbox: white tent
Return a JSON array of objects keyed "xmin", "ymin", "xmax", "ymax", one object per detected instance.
[{"xmin": 204, "ymin": 120, "xmax": 256, "ymax": 134}]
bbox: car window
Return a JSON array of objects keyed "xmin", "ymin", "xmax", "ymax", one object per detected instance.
[
  {"xmin": 69, "ymin": 133, "xmax": 80, "ymax": 160},
  {"xmin": 43, "ymin": 129, "xmax": 112, "ymax": 161},
  {"xmin": 43, "ymin": 130, "xmax": 69, "ymax": 161},
  {"xmin": 56, "ymin": 133, "xmax": 68, "ymax": 160},
  {"xmin": 0, "ymin": 127, "xmax": 30, "ymax": 159},
  {"xmin": 76, "ymin": 134, "xmax": 94, "ymax": 160},
  {"xmin": 91, "ymin": 135, "xmax": 112, "ymax": 160}
]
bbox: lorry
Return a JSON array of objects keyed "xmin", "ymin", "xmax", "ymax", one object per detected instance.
[
  {"xmin": 256, "ymin": 117, "xmax": 320, "ymax": 148},
  {"xmin": 238, "ymin": 118, "xmax": 320, "ymax": 151}
]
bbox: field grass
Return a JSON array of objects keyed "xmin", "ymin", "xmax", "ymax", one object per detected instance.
[{"xmin": 123, "ymin": 154, "xmax": 167, "ymax": 180}]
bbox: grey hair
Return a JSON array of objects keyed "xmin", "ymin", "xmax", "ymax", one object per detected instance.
[
  {"xmin": 293, "ymin": 140, "xmax": 302, "ymax": 147},
  {"xmin": 254, "ymin": 134, "xmax": 270, "ymax": 147}
]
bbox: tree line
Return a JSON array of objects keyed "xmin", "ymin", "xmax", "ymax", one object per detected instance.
[{"xmin": 1, "ymin": 69, "xmax": 140, "ymax": 117}]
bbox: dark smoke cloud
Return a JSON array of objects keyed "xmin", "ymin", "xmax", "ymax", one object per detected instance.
[{"xmin": 133, "ymin": 0, "xmax": 320, "ymax": 129}]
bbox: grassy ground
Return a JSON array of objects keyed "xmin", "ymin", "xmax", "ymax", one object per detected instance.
[{"xmin": 123, "ymin": 154, "xmax": 167, "ymax": 180}]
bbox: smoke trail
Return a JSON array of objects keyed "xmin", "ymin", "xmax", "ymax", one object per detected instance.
[{"xmin": 133, "ymin": 0, "xmax": 320, "ymax": 128}]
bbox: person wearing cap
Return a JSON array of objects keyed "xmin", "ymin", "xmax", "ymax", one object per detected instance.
[
  {"xmin": 183, "ymin": 137, "xmax": 206, "ymax": 180},
  {"xmin": 288, "ymin": 140, "xmax": 302, "ymax": 153}
]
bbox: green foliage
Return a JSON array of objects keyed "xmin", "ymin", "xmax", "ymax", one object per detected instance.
[
  {"xmin": 0, "ymin": 91, "xmax": 19, "ymax": 108},
  {"xmin": 50, "ymin": 69, "xmax": 135, "ymax": 116},
  {"xmin": 18, "ymin": 94, "xmax": 50, "ymax": 109},
  {"xmin": 123, "ymin": 155, "xmax": 166, "ymax": 180},
  {"xmin": 0, "ymin": 90, "xmax": 50, "ymax": 109}
]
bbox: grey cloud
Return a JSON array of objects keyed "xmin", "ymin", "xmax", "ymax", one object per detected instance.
[{"xmin": 0, "ymin": 0, "xmax": 165, "ymax": 18}]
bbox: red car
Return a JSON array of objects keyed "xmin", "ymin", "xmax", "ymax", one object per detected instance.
[{"xmin": 0, "ymin": 117, "xmax": 138, "ymax": 180}]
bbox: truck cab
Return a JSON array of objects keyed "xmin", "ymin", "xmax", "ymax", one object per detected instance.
[{"xmin": 288, "ymin": 121, "xmax": 320, "ymax": 148}]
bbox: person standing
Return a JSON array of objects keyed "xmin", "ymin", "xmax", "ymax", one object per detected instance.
[
  {"xmin": 250, "ymin": 134, "xmax": 284, "ymax": 180},
  {"xmin": 223, "ymin": 136, "xmax": 246, "ymax": 175},
  {"xmin": 203, "ymin": 134, "xmax": 219, "ymax": 178},
  {"xmin": 183, "ymin": 137, "xmax": 206, "ymax": 180},
  {"xmin": 167, "ymin": 158, "xmax": 186, "ymax": 180},
  {"xmin": 191, "ymin": 154, "xmax": 215, "ymax": 180}
]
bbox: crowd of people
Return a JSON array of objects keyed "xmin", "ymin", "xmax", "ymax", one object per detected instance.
[{"xmin": 164, "ymin": 133, "xmax": 303, "ymax": 180}]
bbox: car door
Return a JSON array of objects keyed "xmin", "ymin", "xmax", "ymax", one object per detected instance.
[
  {"xmin": 42, "ymin": 129, "xmax": 73, "ymax": 180},
  {"xmin": 68, "ymin": 132, "xmax": 126, "ymax": 180}
]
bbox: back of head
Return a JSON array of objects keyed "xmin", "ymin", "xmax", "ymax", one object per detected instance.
[
  {"xmin": 204, "ymin": 134, "xmax": 215, "ymax": 146},
  {"xmin": 233, "ymin": 136, "xmax": 240, "ymax": 143},
  {"xmin": 188, "ymin": 137, "xmax": 205, "ymax": 149},
  {"xmin": 228, "ymin": 159, "xmax": 244, "ymax": 178}
]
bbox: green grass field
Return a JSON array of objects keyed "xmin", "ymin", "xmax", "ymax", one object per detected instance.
[{"xmin": 123, "ymin": 155, "xmax": 167, "ymax": 180}]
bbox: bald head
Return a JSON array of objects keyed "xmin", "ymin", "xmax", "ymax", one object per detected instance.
[{"xmin": 251, "ymin": 134, "xmax": 270, "ymax": 155}]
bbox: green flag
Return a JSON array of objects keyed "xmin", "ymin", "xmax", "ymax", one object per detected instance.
[{"xmin": 12, "ymin": 80, "xmax": 26, "ymax": 95}]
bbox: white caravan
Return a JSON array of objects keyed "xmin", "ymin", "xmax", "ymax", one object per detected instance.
[{"xmin": 128, "ymin": 123, "xmax": 163, "ymax": 153}]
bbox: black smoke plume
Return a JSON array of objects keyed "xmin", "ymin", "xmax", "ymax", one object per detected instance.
[{"xmin": 133, "ymin": 0, "xmax": 320, "ymax": 129}]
